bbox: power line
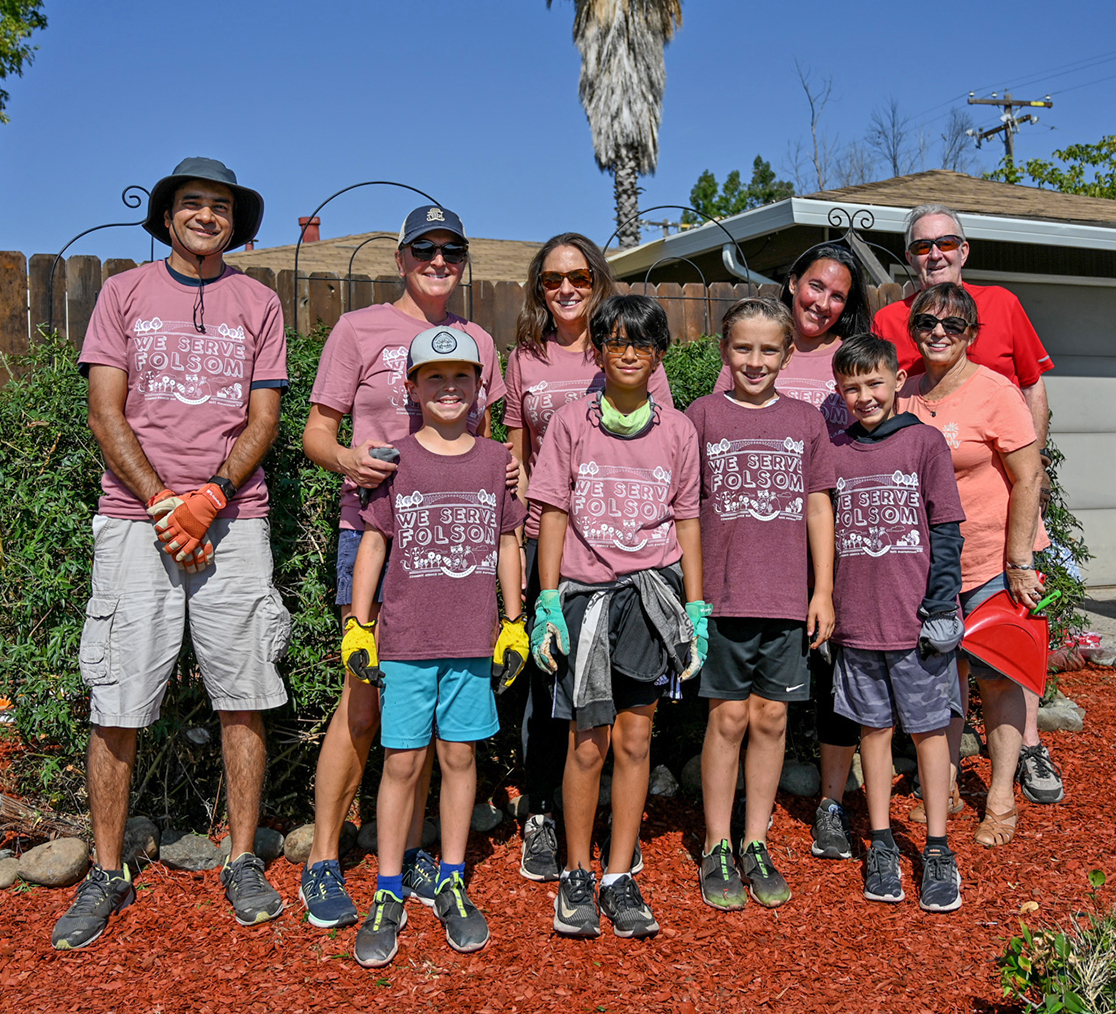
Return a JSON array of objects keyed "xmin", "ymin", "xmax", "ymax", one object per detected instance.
[{"xmin": 1052, "ymin": 70, "xmax": 1116, "ymax": 96}]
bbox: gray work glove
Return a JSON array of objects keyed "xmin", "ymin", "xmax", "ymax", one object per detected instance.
[{"xmin": 917, "ymin": 607, "xmax": 965, "ymax": 660}]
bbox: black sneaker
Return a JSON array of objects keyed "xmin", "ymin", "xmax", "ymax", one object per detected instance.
[
  {"xmin": 600, "ymin": 821, "xmax": 644, "ymax": 875},
  {"xmin": 919, "ymin": 848, "xmax": 962, "ymax": 913},
  {"xmin": 1016, "ymin": 744, "xmax": 1065, "ymax": 805},
  {"xmin": 553, "ymin": 866, "xmax": 601, "ymax": 937},
  {"xmin": 699, "ymin": 840, "xmax": 747, "ymax": 911},
  {"xmin": 401, "ymin": 848, "xmax": 439, "ymax": 907},
  {"xmin": 300, "ymin": 859, "xmax": 358, "ymax": 928},
  {"xmin": 811, "ymin": 799, "xmax": 852, "ymax": 860},
  {"xmin": 51, "ymin": 864, "xmax": 135, "ymax": 950},
  {"xmin": 220, "ymin": 852, "xmax": 284, "ymax": 926},
  {"xmin": 599, "ymin": 874, "xmax": 659, "ymax": 938},
  {"xmin": 520, "ymin": 814, "xmax": 560, "ymax": 882},
  {"xmin": 433, "ymin": 873, "xmax": 489, "ymax": 954},
  {"xmin": 739, "ymin": 840, "xmax": 791, "ymax": 908},
  {"xmin": 863, "ymin": 841, "xmax": 905, "ymax": 903},
  {"xmin": 354, "ymin": 890, "xmax": 407, "ymax": 968}
]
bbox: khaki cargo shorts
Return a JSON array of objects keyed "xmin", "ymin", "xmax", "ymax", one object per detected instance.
[{"xmin": 80, "ymin": 516, "xmax": 290, "ymax": 728}]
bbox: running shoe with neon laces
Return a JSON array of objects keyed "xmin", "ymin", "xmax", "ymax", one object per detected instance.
[
  {"xmin": 1016, "ymin": 743, "xmax": 1065, "ymax": 804},
  {"xmin": 863, "ymin": 841, "xmax": 905, "ymax": 904},
  {"xmin": 300, "ymin": 859, "xmax": 358, "ymax": 928},
  {"xmin": 919, "ymin": 847, "xmax": 962, "ymax": 912},
  {"xmin": 220, "ymin": 852, "xmax": 284, "ymax": 925},
  {"xmin": 51, "ymin": 864, "xmax": 135, "ymax": 950},
  {"xmin": 520, "ymin": 814, "xmax": 561, "ymax": 882},
  {"xmin": 433, "ymin": 872, "xmax": 489, "ymax": 953},
  {"xmin": 739, "ymin": 840, "xmax": 792, "ymax": 908},
  {"xmin": 401, "ymin": 848, "xmax": 439, "ymax": 907},
  {"xmin": 354, "ymin": 890, "xmax": 407, "ymax": 968},
  {"xmin": 811, "ymin": 799, "xmax": 853, "ymax": 860},
  {"xmin": 553, "ymin": 866, "xmax": 601, "ymax": 937},
  {"xmin": 599, "ymin": 874, "xmax": 659, "ymax": 938},
  {"xmin": 699, "ymin": 840, "xmax": 747, "ymax": 911}
]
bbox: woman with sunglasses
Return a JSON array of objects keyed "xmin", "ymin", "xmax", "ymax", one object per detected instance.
[
  {"xmin": 898, "ymin": 282, "xmax": 1046, "ymax": 849},
  {"xmin": 299, "ymin": 205, "xmax": 507, "ymax": 930},
  {"xmin": 504, "ymin": 233, "xmax": 673, "ymax": 882},
  {"xmin": 715, "ymin": 243, "xmax": 872, "ymax": 865}
]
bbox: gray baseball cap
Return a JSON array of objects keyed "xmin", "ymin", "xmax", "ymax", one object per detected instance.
[{"xmin": 407, "ymin": 326, "xmax": 482, "ymax": 376}]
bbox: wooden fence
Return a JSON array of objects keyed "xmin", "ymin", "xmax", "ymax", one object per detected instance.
[{"xmin": 0, "ymin": 251, "xmax": 911, "ymax": 379}]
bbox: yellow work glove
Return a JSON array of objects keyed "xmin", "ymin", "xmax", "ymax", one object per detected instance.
[
  {"xmin": 492, "ymin": 615, "xmax": 529, "ymax": 694},
  {"xmin": 341, "ymin": 616, "xmax": 382, "ymax": 687}
]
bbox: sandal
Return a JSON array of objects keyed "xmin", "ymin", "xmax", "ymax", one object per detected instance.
[
  {"xmin": 909, "ymin": 782, "xmax": 964, "ymax": 824},
  {"xmin": 974, "ymin": 806, "xmax": 1019, "ymax": 848}
]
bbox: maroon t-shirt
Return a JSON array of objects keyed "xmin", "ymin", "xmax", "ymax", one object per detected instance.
[
  {"xmin": 830, "ymin": 422, "xmax": 965, "ymax": 650},
  {"xmin": 360, "ymin": 435, "xmax": 526, "ymax": 660},
  {"xmin": 686, "ymin": 393, "xmax": 835, "ymax": 621}
]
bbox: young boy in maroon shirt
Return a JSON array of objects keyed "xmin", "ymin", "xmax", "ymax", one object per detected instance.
[
  {"xmin": 528, "ymin": 295, "xmax": 707, "ymax": 940},
  {"xmin": 830, "ymin": 333, "xmax": 966, "ymax": 912},
  {"xmin": 686, "ymin": 297, "xmax": 835, "ymax": 911}
]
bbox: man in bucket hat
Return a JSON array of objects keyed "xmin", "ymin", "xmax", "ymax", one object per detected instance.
[{"xmin": 52, "ymin": 157, "xmax": 291, "ymax": 950}]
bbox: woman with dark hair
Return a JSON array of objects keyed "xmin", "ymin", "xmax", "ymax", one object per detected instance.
[
  {"xmin": 505, "ymin": 233, "xmax": 673, "ymax": 882},
  {"xmin": 716, "ymin": 242, "xmax": 872, "ymax": 864},
  {"xmin": 899, "ymin": 282, "xmax": 1046, "ymax": 848}
]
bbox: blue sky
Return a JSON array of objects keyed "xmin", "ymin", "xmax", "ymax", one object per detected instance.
[{"xmin": 1, "ymin": 0, "xmax": 1112, "ymax": 261}]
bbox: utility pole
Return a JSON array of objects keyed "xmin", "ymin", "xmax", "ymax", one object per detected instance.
[{"xmin": 966, "ymin": 91, "xmax": 1053, "ymax": 162}]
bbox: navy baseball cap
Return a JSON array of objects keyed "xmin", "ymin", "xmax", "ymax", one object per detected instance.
[{"xmin": 398, "ymin": 205, "xmax": 467, "ymax": 247}]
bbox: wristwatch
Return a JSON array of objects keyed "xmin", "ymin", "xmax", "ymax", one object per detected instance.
[{"xmin": 208, "ymin": 475, "xmax": 237, "ymax": 501}]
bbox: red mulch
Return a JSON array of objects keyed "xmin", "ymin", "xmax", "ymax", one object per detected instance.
[{"xmin": 2, "ymin": 665, "xmax": 1114, "ymax": 1014}]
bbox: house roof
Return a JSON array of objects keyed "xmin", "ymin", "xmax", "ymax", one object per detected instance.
[{"xmin": 226, "ymin": 231, "xmax": 543, "ymax": 282}]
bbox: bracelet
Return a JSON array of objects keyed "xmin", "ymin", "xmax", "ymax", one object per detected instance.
[{"xmin": 1006, "ymin": 562, "xmax": 1036, "ymax": 571}]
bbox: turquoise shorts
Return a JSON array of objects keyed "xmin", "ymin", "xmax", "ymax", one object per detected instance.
[{"xmin": 379, "ymin": 657, "xmax": 499, "ymax": 749}]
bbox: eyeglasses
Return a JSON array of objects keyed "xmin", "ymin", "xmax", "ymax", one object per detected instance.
[
  {"xmin": 408, "ymin": 239, "xmax": 469, "ymax": 264},
  {"xmin": 602, "ymin": 339, "xmax": 656, "ymax": 359},
  {"xmin": 912, "ymin": 313, "xmax": 973, "ymax": 336},
  {"xmin": 540, "ymin": 268, "xmax": 594, "ymax": 291},
  {"xmin": 907, "ymin": 234, "xmax": 965, "ymax": 256}
]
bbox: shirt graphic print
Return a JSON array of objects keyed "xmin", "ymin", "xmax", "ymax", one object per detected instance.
[
  {"xmin": 834, "ymin": 469, "xmax": 925, "ymax": 559},
  {"xmin": 394, "ymin": 487, "xmax": 501, "ymax": 579},
  {"xmin": 705, "ymin": 435, "xmax": 806, "ymax": 523},
  {"xmin": 132, "ymin": 317, "xmax": 250, "ymax": 409},
  {"xmin": 572, "ymin": 459, "xmax": 674, "ymax": 555}
]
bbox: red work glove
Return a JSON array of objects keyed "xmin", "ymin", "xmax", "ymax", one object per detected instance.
[
  {"xmin": 153, "ymin": 482, "xmax": 227, "ymax": 562},
  {"xmin": 146, "ymin": 489, "xmax": 214, "ymax": 572}
]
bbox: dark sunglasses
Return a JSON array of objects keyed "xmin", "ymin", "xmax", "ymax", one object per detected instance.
[
  {"xmin": 541, "ymin": 268, "xmax": 594, "ymax": 291},
  {"xmin": 907, "ymin": 234, "xmax": 965, "ymax": 256},
  {"xmin": 602, "ymin": 338, "xmax": 656, "ymax": 359},
  {"xmin": 408, "ymin": 239, "xmax": 469, "ymax": 264},
  {"xmin": 912, "ymin": 313, "xmax": 973, "ymax": 336}
]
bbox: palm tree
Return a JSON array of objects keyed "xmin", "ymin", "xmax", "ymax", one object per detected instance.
[{"xmin": 550, "ymin": 0, "xmax": 683, "ymax": 248}]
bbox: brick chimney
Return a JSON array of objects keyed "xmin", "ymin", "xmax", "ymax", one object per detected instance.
[
  {"xmin": 299, "ymin": 216, "xmax": 321, "ymax": 243},
  {"xmin": 244, "ymin": 239, "xmax": 255, "ymax": 251}
]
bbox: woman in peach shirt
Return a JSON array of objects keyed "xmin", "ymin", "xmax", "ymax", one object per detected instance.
[{"xmin": 898, "ymin": 282, "xmax": 1045, "ymax": 849}]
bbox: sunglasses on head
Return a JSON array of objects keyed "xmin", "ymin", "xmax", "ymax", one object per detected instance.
[
  {"xmin": 912, "ymin": 313, "xmax": 973, "ymax": 336},
  {"xmin": 408, "ymin": 239, "xmax": 468, "ymax": 264},
  {"xmin": 907, "ymin": 234, "xmax": 965, "ymax": 256},
  {"xmin": 602, "ymin": 338, "xmax": 656, "ymax": 359},
  {"xmin": 541, "ymin": 268, "xmax": 594, "ymax": 291}
]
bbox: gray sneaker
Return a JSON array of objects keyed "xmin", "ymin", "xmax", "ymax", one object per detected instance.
[
  {"xmin": 739, "ymin": 840, "xmax": 792, "ymax": 908},
  {"xmin": 1016, "ymin": 744, "xmax": 1065, "ymax": 804},
  {"xmin": 811, "ymin": 800, "xmax": 852, "ymax": 860},
  {"xmin": 354, "ymin": 890, "xmax": 407, "ymax": 968},
  {"xmin": 433, "ymin": 872, "xmax": 489, "ymax": 954},
  {"xmin": 402, "ymin": 848, "xmax": 439, "ymax": 906},
  {"xmin": 699, "ymin": 840, "xmax": 747, "ymax": 911},
  {"xmin": 599, "ymin": 874, "xmax": 659, "ymax": 938},
  {"xmin": 599, "ymin": 821, "xmax": 644, "ymax": 875},
  {"xmin": 220, "ymin": 852, "xmax": 284, "ymax": 925},
  {"xmin": 863, "ymin": 841, "xmax": 905, "ymax": 904},
  {"xmin": 520, "ymin": 814, "xmax": 561, "ymax": 882},
  {"xmin": 553, "ymin": 866, "xmax": 600, "ymax": 937},
  {"xmin": 919, "ymin": 848, "xmax": 962, "ymax": 913},
  {"xmin": 51, "ymin": 864, "xmax": 135, "ymax": 950}
]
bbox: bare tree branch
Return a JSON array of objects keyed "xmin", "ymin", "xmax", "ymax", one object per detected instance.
[
  {"xmin": 941, "ymin": 108, "xmax": 980, "ymax": 173},
  {"xmin": 793, "ymin": 59, "xmax": 834, "ymax": 191}
]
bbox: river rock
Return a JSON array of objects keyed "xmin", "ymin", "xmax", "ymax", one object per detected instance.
[
  {"xmin": 892, "ymin": 756, "xmax": 918, "ymax": 777},
  {"xmin": 121, "ymin": 817, "xmax": 160, "ymax": 872},
  {"xmin": 649, "ymin": 764, "xmax": 679, "ymax": 798},
  {"xmin": 960, "ymin": 727, "xmax": 983, "ymax": 759},
  {"xmin": 283, "ymin": 821, "xmax": 358, "ymax": 864},
  {"xmin": 505, "ymin": 795, "xmax": 531, "ymax": 820},
  {"xmin": 218, "ymin": 827, "xmax": 285, "ymax": 863},
  {"xmin": 160, "ymin": 830, "xmax": 221, "ymax": 872},
  {"xmin": 356, "ymin": 821, "xmax": 377, "ymax": 854},
  {"xmin": 471, "ymin": 803, "xmax": 504, "ymax": 833},
  {"xmin": 680, "ymin": 755, "xmax": 702, "ymax": 796},
  {"xmin": 1037, "ymin": 705, "xmax": 1084, "ymax": 733},
  {"xmin": 779, "ymin": 761, "xmax": 820, "ymax": 798},
  {"xmin": 0, "ymin": 857, "xmax": 21, "ymax": 888},
  {"xmin": 0, "ymin": 848, "xmax": 14, "ymax": 860},
  {"xmin": 847, "ymin": 753, "xmax": 865, "ymax": 792},
  {"xmin": 421, "ymin": 819, "xmax": 438, "ymax": 849},
  {"xmin": 18, "ymin": 838, "xmax": 89, "ymax": 887},
  {"xmin": 596, "ymin": 774, "xmax": 612, "ymax": 809}
]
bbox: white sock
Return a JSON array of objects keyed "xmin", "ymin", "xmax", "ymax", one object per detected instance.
[{"xmin": 601, "ymin": 871, "xmax": 629, "ymax": 888}]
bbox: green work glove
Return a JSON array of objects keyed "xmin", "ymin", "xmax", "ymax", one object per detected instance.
[
  {"xmin": 341, "ymin": 616, "xmax": 383, "ymax": 687},
  {"xmin": 680, "ymin": 600, "xmax": 712, "ymax": 681},
  {"xmin": 492, "ymin": 615, "xmax": 530, "ymax": 694},
  {"xmin": 530, "ymin": 589, "xmax": 569, "ymax": 675}
]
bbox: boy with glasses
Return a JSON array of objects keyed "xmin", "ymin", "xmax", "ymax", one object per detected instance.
[{"xmin": 528, "ymin": 295, "xmax": 706, "ymax": 939}]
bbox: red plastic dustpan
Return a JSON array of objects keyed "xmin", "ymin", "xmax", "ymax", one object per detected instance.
[{"xmin": 961, "ymin": 588, "xmax": 1060, "ymax": 696}]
